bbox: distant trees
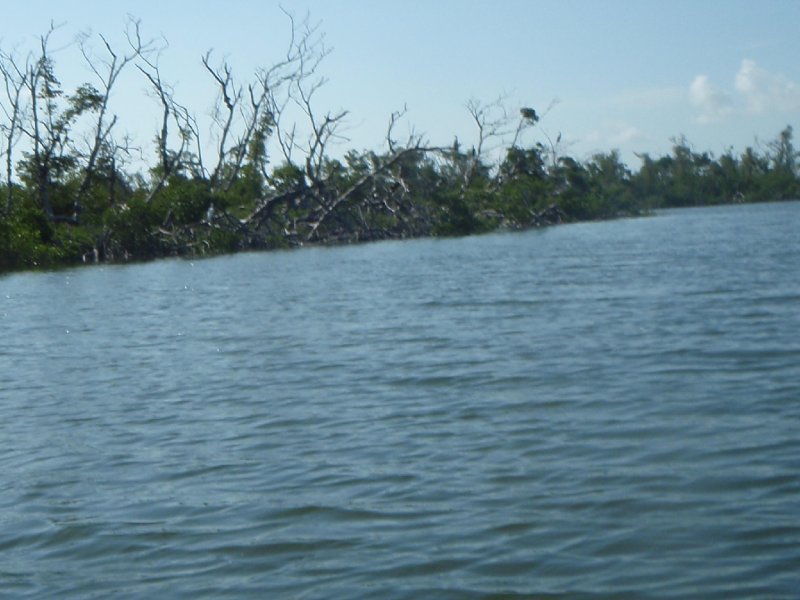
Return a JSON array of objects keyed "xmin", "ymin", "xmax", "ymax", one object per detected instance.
[
  {"xmin": 629, "ymin": 128, "xmax": 798, "ymax": 209},
  {"xmin": 1, "ymin": 18, "xmax": 799, "ymax": 272}
]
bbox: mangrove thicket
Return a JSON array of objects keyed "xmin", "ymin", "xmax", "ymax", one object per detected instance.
[{"xmin": 1, "ymin": 16, "xmax": 798, "ymax": 272}]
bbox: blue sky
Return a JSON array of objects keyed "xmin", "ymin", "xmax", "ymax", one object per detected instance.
[{"xmin": 3, "ymin": 0, "xmax": 800, "ymax": 169}]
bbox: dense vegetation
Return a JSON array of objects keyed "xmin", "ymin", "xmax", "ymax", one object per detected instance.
[{"xmin": 2, "ymin": 18, "xmax": 798, "ymax": 273}]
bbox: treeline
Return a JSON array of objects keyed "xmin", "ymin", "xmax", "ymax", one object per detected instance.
[{"xmin": 1, "ymin": 18, "xmax": 798, "ymax": 272}]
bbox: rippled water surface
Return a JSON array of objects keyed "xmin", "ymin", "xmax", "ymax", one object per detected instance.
[{"xmin": 2, "ymin": 202, "xmax": 800, "ymax": 598}]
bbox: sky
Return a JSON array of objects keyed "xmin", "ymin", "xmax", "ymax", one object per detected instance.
[{"xmin": 3, "ymin": 0, "xmax": 800, "ymax": 170}]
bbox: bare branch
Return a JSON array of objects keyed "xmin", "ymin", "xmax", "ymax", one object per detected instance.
[
  {"xmin": 136, "ymin": 54, "xmax": 194, "ymax": 203},
  {"xmin": 72, "ymin": 17, "xmax": 152, "ymax": 214},
  {"xmin": 0, "ymin": 48, "xmax": 31, "ymax": 212}
]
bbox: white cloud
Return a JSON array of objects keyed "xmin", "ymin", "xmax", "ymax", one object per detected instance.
[
  {"xmin": 689, "ymin": 74, "xmax": 733, "ymax": 123},
  {"xmin": 735, "ymin": 59, "xmax": 800, "ymax": 113}
]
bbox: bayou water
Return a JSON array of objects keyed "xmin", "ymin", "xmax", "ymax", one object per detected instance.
[{"xmin": 2, "ymin": 201, "xmax": 799, "ymax": 598}]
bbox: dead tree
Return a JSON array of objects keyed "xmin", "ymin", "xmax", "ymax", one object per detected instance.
[
  {"xmin": 202, "ymin": 51, "xmax": 285, "ymax": 195},
  {"xmin": 244, "ymin": 100, "xmax": 437, "ymax": 244},
  {"xmin": 202, "ymin": 51, "xmax": 237, "ymax": 188},
  {"xmin": 460, "ymin": 96, "xmax": 516, "ymax": 191},
  {"xmin": 71, "ymin": 18, "xmax": 153, "ymax": 215},
  {"xmin": 16, "ymin": 24, "xmax": 66, "ymax": 221},
  {"xmin": 278, "ymin": 90, "xmax": 436, "ymax": 242},
  {"xmin": 235, "ymin": 10, "xmax": 336, "ymax": 236},
  {"xmin": 236, "ymin": 16, "xmax": 444, "ymax": 245},
  {"xmin": 0, "ymin": 49, "xmax": 29, "ymax": 214},
  {"xmin": 135, "ymin": 49, "xmax": 195, "ymax": 205},
  {"xmin": 21, "ymin": 27, "xmax": 101, "ymax": 223},
  {"xmin": 8, "ymin": 23, "xmax": 133, "ymax": 223}
]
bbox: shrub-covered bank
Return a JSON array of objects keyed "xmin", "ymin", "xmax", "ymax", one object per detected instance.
[{"xmin": 2, "ymin": 19, "xmax": 798, "ymax": 273}]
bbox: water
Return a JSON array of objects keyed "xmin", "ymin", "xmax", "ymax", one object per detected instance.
[{"xmin": 2, "ymin": 202, "xmax": 799, "ymax": 598}]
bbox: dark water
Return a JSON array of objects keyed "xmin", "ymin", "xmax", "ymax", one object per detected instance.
[{"xmin": 2, "ymin": 202, "xmax": 799, "ymax": 599}]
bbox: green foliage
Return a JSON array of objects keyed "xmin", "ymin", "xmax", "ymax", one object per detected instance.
[
  {"xmin": 432, "ymin": 188, "xmax": 491, "ymax": 236},
  {"xmin": 2, "ymin": 38, "xmax": 799, "ymax": 275},
  {"xmin": 495, "ymin": 174, "xmax": 550, "ymax": 224},
  {"xmin": 64, "ymin": 83, "xmax": 104, "ymax": 121},
  {"xmin": 2, "ymin": 21, "xmax": 798, "ymax": 274},
  {"xmin": 103, "ymin": 197, "xmax": 163, "ymax": 258},
  {"xmin": 5, "ymin": 120, "xmax": 799, "ymax": 274},
  {"xmin": 269, "ymin": 163, "xmax": 306, "ymax": 193},
  {"xmin": 625, "ymin": 127, "xmax": 799, "ymax": 208},
  {"xmin": 151, "ymin": 178, "xmax": 217, "ymax": 226},
  {"xmin": 500, "ymin": 146, "xmax": 547, "ymax": 181},
  {"xmin": 0, "ymin": 198, "xmax": 72, "ymax": 269},
  {"xmin": 206, "ymin": 227, "xmax": 241, "ymax": 253}
]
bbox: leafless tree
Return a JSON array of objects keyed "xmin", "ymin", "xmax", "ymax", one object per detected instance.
[
  {"xmin": 0, "ymin": 47, "xmax": 29, "ymax": 214},
  {"xmin": 134, "ymin": 38, "xmax": 196, "ymax": 204},
  {"xmin": 202, "ymin": 50, "xmax": 284, "ymax": 195},
  {"xmin": 301, "ymin": 112, "xmax": 432, "ymax": 242},
  {"xmin": 14, "ymin": 24, "xmax": 66, "ymax": 220},
  {"xmin": 71, "ymin": 17, "xmax": 154, "ymax": 214},
  {"xmin": 461, "ymin": 96, "xmax": 517, "ymax": 187}
]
